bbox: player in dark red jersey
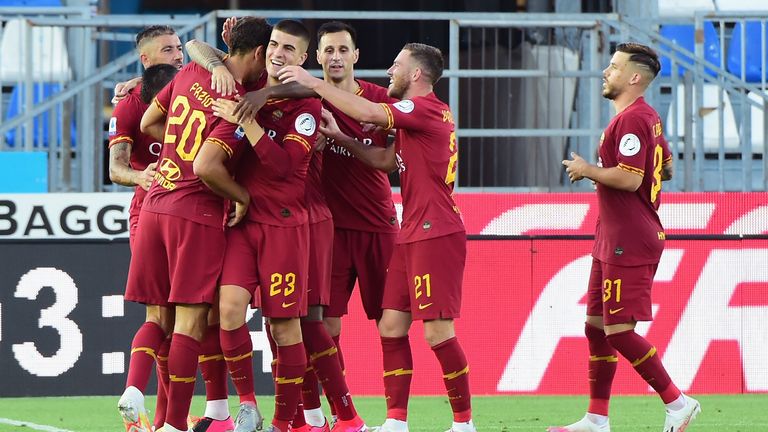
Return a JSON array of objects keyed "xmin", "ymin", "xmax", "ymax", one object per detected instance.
[
  {"xmin": 110, "ymin": 25, "xmax": 185, "ymax": 432},
  {"xmin": 552, "ymin": 43, "xmax": 699, "ymax": 432},
  {"xmin": 121, "ymin": 17, "xmax": 271, "ymax": 432},
  {"xmin": 279, "ymin": 43, "xmax": 475, "ymax": 432},
  {"xmin": 207, "ymin": 20, "xmax": 317, "ymax": 432}
]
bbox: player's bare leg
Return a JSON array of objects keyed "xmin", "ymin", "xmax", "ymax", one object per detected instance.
[{"xmin": 424, "ymin": 319, "xmax": 475, "ymax": 432}]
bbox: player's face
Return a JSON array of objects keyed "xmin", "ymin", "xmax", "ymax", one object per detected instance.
[
  {"xmin": 602, "ymin": 51, "xmax": 632, "ymax": 100},
  {"xmin": 266, "ymin": 29, "xmax": 309, "ymax": 79},
  {"xmin": 143, "ymin": 34, "xmax": 184, "ymax": 70},
  {"xmin": 317, "ymin": 31, "xmax": 359, "ymax": 83},
  {"xmin": 386, "ymin": 50, "xmax": 412, "ymax": 99}
]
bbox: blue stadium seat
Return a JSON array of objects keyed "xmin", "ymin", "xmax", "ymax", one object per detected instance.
[
  {"xmin": 727, "ymin": 21, "xmax": 768, "ymax": 83},
  {"xmin": 4, "ymin": 83, "xmax": 77, "ymax": 148},
  {"xmin": 659, "ymin": 22, "xmax": 721, "ymax": 77},
  {"xmin": 0, "ymin": 0, "xmax": 62, "ymax": 5}
]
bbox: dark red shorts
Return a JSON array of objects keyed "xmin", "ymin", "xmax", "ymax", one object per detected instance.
[
  {"xmin": 128, "ymin": 211, "xmax": 139, "ymax": 251},
  {"xmin": 326, "ymin": 229, "xmax": 396, "ymax": 320},
  {"xmin": 587, "ymin": 258, "xmax": 658, "ymax": 325},
  {"xmin": 125, "ymin": 211, "xmax": 224, "ymax": 306},
  {"xmin": 220, "ymin": 222, "xmax": 309, "ymax": 318},
  {"xmin": 307, "ymin": 219, "xmax": 333, "ymax": 307},
  {"xmin": 382, "ymin": 231, "xmax": 466, "ymax": 320}
]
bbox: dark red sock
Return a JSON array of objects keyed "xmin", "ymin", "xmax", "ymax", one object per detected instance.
[
  {"xmin": 291, "ymin": 400, "xmax": 307, "ymax": 429},
  {"xmin": 585, "ymin": 323, "xmax": 617, "ymax": 416},
  {"xmin": 166, "ymin": 333, "xmax": 200, "ymax": 431},
  {"xmin": 302, "ymin": 364, "xmax": 322, "ymax": 410},
  {"xmin": 273, "ymin": 342, "xmax": 307, "ymax": 432},
  {"xmin": 381, "ymin": 336, "xmax": 413, "ymax": 421},
  {"xmin": 431, "ymin": 337, "xmax": 472, "ymax": 422},
  {"xmin": 302, "ymin": 321, "xmax": 357, "ymax": 420},
  {"xmin": 327, "ymin": 334, "xmax": 344, "ymax": 417},
  {"xmin": 220, "ymin": 324, "xmax": 256, "ymax": 404},
  {"xmin": 126, "ymin": 321, "xmax": 166, "ymax": 392},
  {"xmin": 200, "ymin": 324, "xmax": 229, "ymax": 401},
  {"xmin": 606, "ymin": 330, "xmax": 681, "ymax": 403},
  {"xmin": 153, "ymin": 337, "xmax": 171, "ymax": 429}
]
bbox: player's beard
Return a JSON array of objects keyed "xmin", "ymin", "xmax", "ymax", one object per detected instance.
[
  {"xmin": 388, "ymin": 75, "xmax": 409, "ymax": 99},
  {"xmin": 602, "ymin": 82, "xmax": 619, "ymax": 100}
]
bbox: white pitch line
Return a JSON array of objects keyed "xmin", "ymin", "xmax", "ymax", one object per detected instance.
[{"xmin": 0, "ymin": 417, "xmax": 75, "ymax": 432}]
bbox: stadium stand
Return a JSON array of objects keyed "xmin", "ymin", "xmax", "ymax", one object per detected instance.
[{"xmin": 727, "ymin": 21, "xmax": 768, "ymax": 83}]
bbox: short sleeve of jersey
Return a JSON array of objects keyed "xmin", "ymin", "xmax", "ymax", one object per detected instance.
[
  {"xmin": 205, "ymin": 119, "xmax": 247, "ymax": 159},
  {"xmin": 283, "ymin": 98, "xmax": 322, "ymax": 154},
  {"xmin": 108, "ymin": 97, "xmax": 140, "ymax": 148},
  {"xmin": 153, "ymin": 76, "xmax": 175, "ymax": 115},
  {"xmin": 379, "ymin": 97, "xmax": 427, "ymax": 131},
  {"xmin": 613, "ymin": 115, "xmax": 651, "ymax": 177}
]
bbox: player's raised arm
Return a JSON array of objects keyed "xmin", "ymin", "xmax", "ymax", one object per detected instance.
[
  {"xmin": 139, "ymin": 100, "xmax": 166, "ymax": 141},
  {"xmin": 278, "ymin": 65, "xmax": 389, "ymax": 127},
  {"xmin": 186, "ymin": 39, "xmax": 237, "ymax": 96},
  {"xmin": 319, "ymin": 108, "xmax": 396, "ymax": 172},
  {"xmin": 232, "ymin": 82, "xmax": 315, "ymax": 123}
]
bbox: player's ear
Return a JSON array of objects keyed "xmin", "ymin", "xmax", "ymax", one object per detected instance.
[
  {"xmin": 316, "ymin": 48, "xmax": 322, "ymax": 65},
  {"xmin": 412, "ymin": 66, "xmax": 422, "ymax": 83},
  {"xmin": 353, "ymin": 48, "xmax": 359, "ymax": 64},
  {"xmin": 255, "ymin": 45, "xmax": 266, "ymax": 60},
  {"xmin": 297, "ymin": 51, "xmax": 308, "ymax": 66},
  {"xmin": 139, "ymin": 53, "xmax": 150, "ymax": 68}
]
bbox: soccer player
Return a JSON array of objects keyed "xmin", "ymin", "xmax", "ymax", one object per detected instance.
[
  {"xmin": 278, "ymin": 43, "xmax": 476, "ymax": 432},
  {"xmin": 208, "ymin": 19, "xmax": 316, "ymax": 432},
  {"xmin": 124, "ymin": 17, "xmax": 271, "ymax": 432},
  {"xmin": 552, "ymin": 43, "xmax": 700, "ymax": 432},
  {"xmin": 111, "ymin": 25, "xmax": 184, "ymax": 432}
]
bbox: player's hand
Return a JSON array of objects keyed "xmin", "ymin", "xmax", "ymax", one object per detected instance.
[
  {"xmin": 211, "ymin": 65, "xmax": 237, "ymax": 97},
  {"xmin": 112, "ymin": 76, "xmax": 142, "ymax": 104},
  {"xmin": 277, "ymin": 65, "xmax": 320, "ymax": 89},
  {"xmin": 319, "ymin": 108, "xmax": 343, "ymax": 141},
  {"xmin": 138, "ymin": 162, "xmax": 157, "ymax": 191},
  {"xmin": 212, "ymin": 98, "xmax": 239, "ymax": 123},
  {"xmin": 232, "ymin": 89, "xmax": 269, "ymax": 123},
  {"xmin": 314, "ymin": 133, "xmax": 327, "ymax": 153},
  {"xmin": 221, "ymin": 16, "xmax": 237, "ymax": 51},
  {"xmin": 361, "ymin": 122, "xmax": 393, "ymax": 136},
  {"xmin": 562, "ymin": 152, "xmax": 587, "ymax": 183},
  {"xmin": 227, "ymin": 198, "xmax": 248, "ymax": 227}
]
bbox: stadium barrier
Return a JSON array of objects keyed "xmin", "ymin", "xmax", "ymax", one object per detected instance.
[{"xmin": 0, "ymin": 192, "xmax": 766, "ymax": 396}]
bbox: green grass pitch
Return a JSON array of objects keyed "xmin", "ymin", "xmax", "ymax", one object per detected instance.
[{"xmin": 0, "ymin": 394, "xmax": 766, "ymax": 431}]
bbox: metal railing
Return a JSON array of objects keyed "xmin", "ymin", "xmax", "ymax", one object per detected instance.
[{"xmin": 0, "ymin": 8, "xmax": 766, "ymax": 192}]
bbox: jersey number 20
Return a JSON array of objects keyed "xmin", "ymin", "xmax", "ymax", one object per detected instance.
[{"xmin": 164, "ymin": 95, "xmax": 207, "ymax": 161}]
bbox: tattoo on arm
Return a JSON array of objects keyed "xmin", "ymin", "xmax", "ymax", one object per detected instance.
[
  {"xmin": 186, "ymin": 40, "xmax": 227, "ymax": 72},
  {"xmin": 108, "ymin": 142, "xmax": 137, "ymax": 186}
]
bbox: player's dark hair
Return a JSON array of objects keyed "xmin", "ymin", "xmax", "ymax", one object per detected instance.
[
  {"xmin": 616, "ymin": 42, "xmax": 661, "ymax": 78},
  {"xmin": 229, "ymin": 16, "xmax": 272, "ymax": 57},
  {"xmin": 135, "ymin": 25, "xmax": 176, "ymax": 49},
  {"xmin": 140, "ymin": 63, "xmax": 178, "ymax": 104},
  {"xmin": 273, "ymin": 19, "xmax": 311, "ymax": 45},
  {"xmin": 402, "ymin": 42, "xmax": 444, "ymax": 85},
  {"xmin": 317, "ymin": 21, "xmax": 357, "ymax": 48}
]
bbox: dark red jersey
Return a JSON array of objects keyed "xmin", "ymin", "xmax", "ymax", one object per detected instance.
[
  {"xmin": 143, "ymin": 62, "xmax": 249, "ymax": 228},
  {"xmin": 305, "ymin": 149, "xmax": 332, "ymax": 224},
  {"xmin": 236, "ymin": 96, "xmax": 321, "ymax": 227},
  {"xmin": 379, "ymin": 93, "xmax": 464, "ymax": 243},
  {"xmin": 322, "ymin": 80, "xmax": 399, "ymax": 233},
  {"xmin": 108, "ymin": 83, "xmax": 162, "ymax": 220},
  {"xmin": 593, "ymin": 97, "xmax": 673, "ymax": 266}
]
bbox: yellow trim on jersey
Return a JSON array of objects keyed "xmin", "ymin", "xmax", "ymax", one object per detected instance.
[
  {"xmin": 206, "ymin": 137, "xmax": 233, "ymax": 158},
  {"xmin": 224, "ymin": 352, "xmax": 253, "ymax": 362},
  {"xmin": 443, "ymin": 365, "xmax": 470, "ymax": 380},
  {"xmin": 198, "ymin": 354, "xmax": 225, "ymax": 363},
  {"xmin": 663, "ymin": 155, "xmax": 673, "ymax": 163},
  {"xmin": 631, "ymin": 346, "xmax": 657, "ymax": 367},
  {"xmin": 266, "ymin": 98, "xmax": 290, "ymax": 105},
  {"xmin": 304, "ymin": 365, "xmax": 314, "ymax": 373},
  {"xmin": 379, "ymin": 103, "xmax": 394, "ymax": 130},
  {"xmin": 284, "ymin": 133, "xmax": 312, "ymax": 153},
  {"xmin": 153, "ymin": 97, "xmax": 167, "ymax": 114},
  {"xmin": 309, "ymin": 346, "xmax": 338, "ymax": 362},
  {"xmin": 590, "ymin": 355, "xmax": 619, "ymax": 363},
  {"xmin": 618, "ymin": 163, "xmax": 644, "ymax": 177},
  {"xmin": 383, "ymin": 368, "xmax": 413, "ymax": 377},
  {"xmin": 130, "ymin": 347, "xmax": 157, "ymax": 360},
  {"xmin": 169, "ymin": 374, "xmax": 196, "ymax": 383},
  {"xmin": 108, "ymin": 135, "xmax": 134, "ymax": 147},
  {"xmin": 355, "ymin": 85, "xmax": 364, "ymax": 96},
  {"xmin": 275, "ymin": 376, "xmax": 304, "ymax": 385}
]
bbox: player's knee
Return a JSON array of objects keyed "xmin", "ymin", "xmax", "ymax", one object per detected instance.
[
  {"xmin": 218, "ymin": 297, "xmax": 247, "ymax": 329},
  {"xmin": 269, "ymin": 318, "xmax": 302, "ymax": 346}
]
